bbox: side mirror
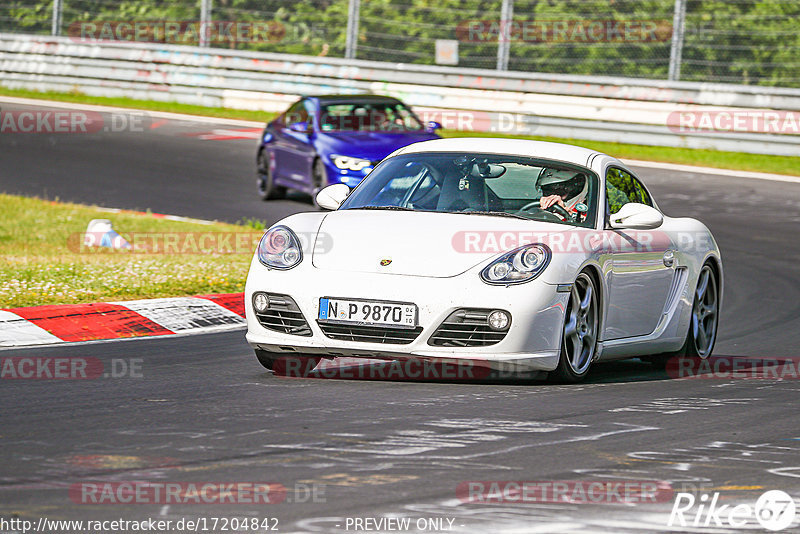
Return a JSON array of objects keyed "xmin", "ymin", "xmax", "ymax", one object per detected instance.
[
  {"xmin": 609, "ymin": 202, "xmax": 663, "ymax": 230},
  {"xmin": 316, "ymin": 183, "xmax": 351, "ymax": 210},
  {"xmin": 288, "ymin": 121, "xmax": 311, "ymax": 134},
  {"xmin": 426, "ymin": 121, "xmax": 443, "ymax": 132}
]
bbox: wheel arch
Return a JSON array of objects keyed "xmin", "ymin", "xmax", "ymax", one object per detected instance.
[
  {"xmin": 703, "ymin": 254, "xmax": 722, "ymax": 282},
  {"xmin": 578, "ymin": 262, "xmax": 605, "ymax": 342},
  {"xmin": 550, "ymin": 263, "xmax": 603, "ymax": 382},
  {"xmin": 701, "ymin": 253, "xmax": 724, "ymax": 312}
]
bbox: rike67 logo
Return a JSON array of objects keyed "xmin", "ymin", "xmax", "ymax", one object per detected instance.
[{"xmin": 669, "ymin": 490, "xmax": 797, "ymax": 531}]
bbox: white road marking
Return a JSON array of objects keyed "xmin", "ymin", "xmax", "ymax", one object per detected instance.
[{"xmin": 623, "ymin": 158, "xmax": 800, "ymax": 184}]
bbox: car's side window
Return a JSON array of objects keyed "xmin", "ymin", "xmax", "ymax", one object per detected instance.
[
  {"xmin": 285, "ymin": 100, "xmax": 309, "ymax": 125},
  {"xmin": 606, "ymin": 167, "xmax": 653, "ymax": 215}
]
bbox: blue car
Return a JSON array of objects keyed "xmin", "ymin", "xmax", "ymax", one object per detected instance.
[{"xmin": 256, "ymin": 94, "xmax": 442, "ymax": 201}]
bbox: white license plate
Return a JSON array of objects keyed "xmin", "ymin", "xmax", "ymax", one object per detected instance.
[{"xmin": 318, "ymin": 297, "xmax": 417, "ymax": 328}]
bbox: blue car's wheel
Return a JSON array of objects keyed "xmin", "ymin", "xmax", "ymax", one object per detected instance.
[
  {"xmin": 257, "ymin": 150, "xmax": 286, "ymax": 201},
  {"xmin": 311, "ymin": 157, "xmax": 328, "ymax": 207}
]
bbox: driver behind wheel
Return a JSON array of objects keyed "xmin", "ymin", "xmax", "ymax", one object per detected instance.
[{"xmin": 538, "ymin": 170, "xmax": 589, "ymax": 221}]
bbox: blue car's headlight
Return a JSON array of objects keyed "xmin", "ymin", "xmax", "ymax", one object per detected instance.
[
  {"xmin": 257, "ymin": 225, "xmax": 302, "ymax": 270},
  {"xmin": 330, "ymin": 154, "xmax": 372, "ymax": 172},
  {"xmin": 481, "ymin": 244, "xmax": 551, "ymax": 285}
]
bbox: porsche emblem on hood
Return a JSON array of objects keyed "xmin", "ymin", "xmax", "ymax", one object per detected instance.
[{"xmin": 379, "ymin": 259, "xmax": 392, "ymax": 266}]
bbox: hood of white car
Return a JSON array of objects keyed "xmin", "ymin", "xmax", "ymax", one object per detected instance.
[{"xmin": 312, "ymin": 209, "xmax": 572, "ymax": 278}]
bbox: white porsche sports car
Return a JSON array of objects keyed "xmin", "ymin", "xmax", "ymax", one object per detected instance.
[{"xmin": 244, "ymin": 138, "xmax": 722, "ymax": 381}]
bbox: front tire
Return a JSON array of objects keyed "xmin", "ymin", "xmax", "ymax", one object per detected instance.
[
  {"xmin": 311, "ymin": 157, "xmax": 328, "ymax": 207},
  {"xmin": 551, "ymin": 271, "xmax": 599, "ymax": 382},
  {"xmin": 257, "ymin": 150, "xmax": 286, "ymax": 201}
]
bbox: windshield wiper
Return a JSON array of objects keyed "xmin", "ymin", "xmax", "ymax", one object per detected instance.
[
  {"xmin": 349, "ymin": 205, "xmax": 416, "ymax": 211},
  {"xmin": 444, "ymin": 210, "xmax": 530, "ymax": 221},
  {"xmin": 349, "ymin": 207, "xmax": 538, "ymax": 221}
]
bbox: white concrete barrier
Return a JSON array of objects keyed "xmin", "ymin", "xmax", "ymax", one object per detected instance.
[{"xmin": 1, "ymin": 33, "xmax": 798, "ymax": 155}]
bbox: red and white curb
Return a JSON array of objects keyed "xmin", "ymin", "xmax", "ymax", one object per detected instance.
[
  {"xmin": 0, "ymin": 293, "xmax": 245, "ymax": 348},
  {"xmin": 184, "ymin": 127, "xmax": 262, "ymax": 141}
]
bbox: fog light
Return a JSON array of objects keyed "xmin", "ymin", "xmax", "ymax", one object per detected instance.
[
  {"xmin": 253, "ymin": 292, "xmax": 269, "ymax": 313},
  {"xmin": 487, "ymin": 310, "xmax": 510, "ymax": 331}
]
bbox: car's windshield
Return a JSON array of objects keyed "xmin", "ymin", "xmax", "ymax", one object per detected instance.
[
  {"xmin": 319, "ymin": 101, "xmax": 424, "ymax": 132},
  {"xmin": 339, "ymin": 152, "xmax": 598, "ymax": 227}
]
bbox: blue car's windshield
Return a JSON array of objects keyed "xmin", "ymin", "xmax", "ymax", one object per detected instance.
[
  {"xmin": 339, "ymin": 152, "xmax": 598, "ymax": 228},
  {"xmin": 319, "ymin": 102, "xmax": 424, "ymax": 132}
]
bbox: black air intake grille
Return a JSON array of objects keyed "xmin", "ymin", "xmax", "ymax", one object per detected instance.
[
  {"xmin": 317, "ymin": 323, "xmax": 423, "ymax": 344},
  {"xmin": 428, "ymin": 309, "xmax": 509, "ymax": 347},
  {"xmin": 255, "ymin": 293, "xmax": 312, "ymax": 337}
]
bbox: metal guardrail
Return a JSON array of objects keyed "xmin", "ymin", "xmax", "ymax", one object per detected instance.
[{"xmin": 1, "ymin": 33, "xmax": 799, "ymax": 156}]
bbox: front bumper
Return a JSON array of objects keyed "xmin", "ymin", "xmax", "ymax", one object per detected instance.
[{"xmin": 244, "ymin": 258, "xmax": 568, "ymax": 373}]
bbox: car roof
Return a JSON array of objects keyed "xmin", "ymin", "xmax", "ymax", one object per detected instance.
[
  {"xmin": 394, "ymin": 137, "xmax": 603, "ymax": 167},
  {"xmin": 312, "ymin": 94, "xmax": 403, "ymax": 105}
]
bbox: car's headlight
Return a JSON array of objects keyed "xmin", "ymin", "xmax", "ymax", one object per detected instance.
[
  {"xmin": 331, "ymin": 154, "xmax": 372, "ymax": 172},
  {"xmin": 481, "ymin": 244, "xmax": 551, "ymax": 285},
  {"xmin": 257, "ymin": 225, "xmax": 302, "ymax": 270}
]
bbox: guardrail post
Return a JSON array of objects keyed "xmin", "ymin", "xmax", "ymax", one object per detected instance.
[
  {"xmin": 345, "ymin": 0, "xmax": 361, "ymax": 59},
  {"xmin": 51, "ymin": 0, "xmax": 63, "ymax": 36},
  {"xmin": 496, "ymin": 0, "xmax": 514, "ymax": 71},
  {"xmin": 200, "ymin": 0, "xmax": 212, "ymax": 48},
  {"xmin": 668, "ymin": 0, "xmax": 687, "ymax": 81}
]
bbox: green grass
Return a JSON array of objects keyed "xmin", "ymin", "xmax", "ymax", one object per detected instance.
[
  {"xmin": 0, "ymin": 194, "xmax": 260, "ymax": 308},
  {"xmin": 3, "ymin": 85, "xmax": 799, "ymax": 176}
]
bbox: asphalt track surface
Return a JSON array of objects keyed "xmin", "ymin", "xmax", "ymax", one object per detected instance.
[{"xmin": 2, "ymin": 102, "xmax": 800, "ymax": 533}]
